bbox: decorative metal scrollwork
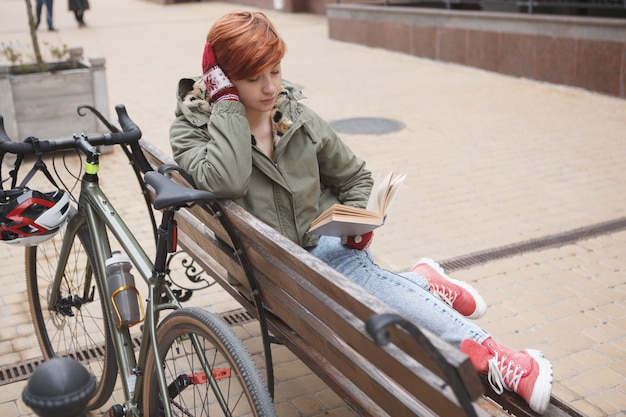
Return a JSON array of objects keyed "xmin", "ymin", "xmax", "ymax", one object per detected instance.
[{"xmin": 163, "ymin": 250, "xmax": 215, "ymax": 302}]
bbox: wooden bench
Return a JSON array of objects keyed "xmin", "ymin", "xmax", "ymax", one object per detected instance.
[{"xmin": 139, "ymin": 140, "xmax": 584, "ymax": 417}]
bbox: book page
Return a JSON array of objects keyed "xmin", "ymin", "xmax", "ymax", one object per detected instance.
[
  {"xmin": 366, "ymin": 172, "xmax": 390, "ymax": 214},
  {"xmin": 380, "ymin": 172, "xmax": 406, "ymax": 216},
  {"xmin": 366, "ymin": 172, "xmax": 406, "ymax": 216}
]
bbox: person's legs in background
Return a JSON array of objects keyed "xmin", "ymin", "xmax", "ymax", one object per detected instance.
[
  {"xmin": 34, "ymin": 0, "xmax": 43, "ymax": 29},
  {"xmin": 74, "ymin": 10, "xmax": 85, "ymax": 27},
  {"xmin": 43, "ymin": 0, "xmax": 54, "ymax": 30}
]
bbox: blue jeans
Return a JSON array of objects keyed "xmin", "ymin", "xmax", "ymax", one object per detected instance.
[
  {"xmin": 308, "ymin": 236, "xmax": 490, "ymax": 348},
  {"xmin": 36, "ymin": 0, "xmax": 54, "ymax": 29}
]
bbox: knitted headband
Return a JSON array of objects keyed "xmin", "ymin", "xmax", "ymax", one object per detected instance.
[{"xmin": 201, "ymin": 42, "xmax": 212, "ymax": 76}]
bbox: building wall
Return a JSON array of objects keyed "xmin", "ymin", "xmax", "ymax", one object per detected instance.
[
  {"xmin": 327, "ymin": 4, "xmax": 626, "ymax": 98},
  {"xmin": 144, "ymin": 0, "xmax": 369, "ymax": 14}
]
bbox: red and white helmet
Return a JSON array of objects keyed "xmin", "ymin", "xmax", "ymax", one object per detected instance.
[{"xmin": 0, "ymin": 189, "xmax": 71, "ymax": 246}]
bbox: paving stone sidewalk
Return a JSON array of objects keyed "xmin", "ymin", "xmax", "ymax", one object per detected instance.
[{"xmin": 1, "ymin": 1, "xmax": 625, "ymax": 416}]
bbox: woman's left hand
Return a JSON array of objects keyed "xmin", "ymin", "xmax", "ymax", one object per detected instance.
[
  {"xmin": 202, "ymin": 42, "xmax": 239, "ymax": 103},
  {"xmin": 341, "ymin": 231, "xmax": 373, "ymax": 251}
]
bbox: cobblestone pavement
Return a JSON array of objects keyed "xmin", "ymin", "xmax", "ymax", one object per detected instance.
[{"xmin": 1, "ymin": 1, "xmax": 625, "ymax": 416}]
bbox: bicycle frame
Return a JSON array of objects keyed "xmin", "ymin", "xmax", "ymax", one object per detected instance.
[{"xmin": 47, "ymin": 152, "xmax": 191, "ymax": 417}]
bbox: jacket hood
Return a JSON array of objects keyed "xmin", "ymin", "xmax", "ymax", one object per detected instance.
[{"xmin": 175, "ymin": 76, "xmax": 305, "ymax": 143}]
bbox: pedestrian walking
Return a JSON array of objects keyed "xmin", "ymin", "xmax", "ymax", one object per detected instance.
[
  {"xmin": 68, "ymin": 0, "xmax": 89, "ymax": 27},
  {"xmin": 35, "ymin": 0, "xmax": 56, "ymax": 31}
]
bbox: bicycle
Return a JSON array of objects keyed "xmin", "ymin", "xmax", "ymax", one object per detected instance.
[{"xmin": 0, "ymin": 105, "xmax": 277, "ymax": 417}]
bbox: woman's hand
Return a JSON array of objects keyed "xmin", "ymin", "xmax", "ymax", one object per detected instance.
[
  {"xmin": 341, "ymin": 231, "xmax": 373, "ymax": 251},
  {"xmin": 202, "ymin": 42, "xmax": 239, "ymax": 102}
]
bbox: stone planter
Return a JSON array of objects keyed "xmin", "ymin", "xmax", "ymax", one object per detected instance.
[{"xmin": 0, "ymin": 47, "xmax": 110, "ymax": 144}]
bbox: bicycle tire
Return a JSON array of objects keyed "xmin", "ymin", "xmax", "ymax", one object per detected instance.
[
  {"xmin": 25, "ymin": 224, "xmax": 118, "ymax": 410},
  {"xmin": 142, "ymin": 307, "xmax": 277, "ymax": 417}
]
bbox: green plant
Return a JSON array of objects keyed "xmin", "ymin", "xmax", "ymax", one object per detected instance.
[
  {"xmin": 0, "ymin": 40, "xmax": 71, "ymax": 73},
  {"xmin": 0, "ymin": 42, "xmax": 24, "ymax": 65},
  {"xmin": 42, "ymin": 41, "xmax": 69, "ymax": 61}
]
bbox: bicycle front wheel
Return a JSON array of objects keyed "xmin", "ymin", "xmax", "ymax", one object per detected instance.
[
  {"xmin": 25, "ymin": 224, "xmax": 118, "ymax": 410},
  {"xmin": 142, "ymin": 307, "xmax": 276, "ymax": 417}
]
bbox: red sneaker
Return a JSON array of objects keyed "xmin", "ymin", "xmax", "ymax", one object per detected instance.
[
  {"xmin": 461, "ymin": 338, "xmax": 553, "ymax": 414},
  {"xmin": 412, "ymin": 258, "xmax": 487, "ymax": 319}
]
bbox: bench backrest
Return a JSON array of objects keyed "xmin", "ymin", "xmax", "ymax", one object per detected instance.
[{"xmin": 140, "ymin": 140, "xmax": 489, "ymax": 417}]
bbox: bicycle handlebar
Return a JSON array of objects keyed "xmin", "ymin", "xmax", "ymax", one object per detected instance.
[{"xmin": 0, "ymin": 104, "xmax": 142, "ymax": 155}]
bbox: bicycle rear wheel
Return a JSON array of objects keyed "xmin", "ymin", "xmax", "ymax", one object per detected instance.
[
  {"xmin": 25, "ymin": 223, "xmax": 118, "ymax": 410},
  {"xmin": 142, "ymin": 307, "xmax": 276, "ymax": 417}
]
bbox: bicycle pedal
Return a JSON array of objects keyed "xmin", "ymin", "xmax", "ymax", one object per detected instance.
[
  {"xmin": 184, "ymin": 369, "xmax": 231, "ymax": 384},
  {"xmin": 212, "ymin": 368, "xmax": 231, "ymax": 381}
]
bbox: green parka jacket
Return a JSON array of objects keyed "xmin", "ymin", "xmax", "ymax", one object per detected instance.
[{"xmin": 169, "ymin": 77, "xmax": 374, "ymax": 248}]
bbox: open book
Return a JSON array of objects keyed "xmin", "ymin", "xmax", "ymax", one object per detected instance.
[{"xmin": 308, "ymin": 172, "xmax": 407, "ymax": 237}]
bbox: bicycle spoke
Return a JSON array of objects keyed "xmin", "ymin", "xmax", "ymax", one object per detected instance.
[
  {"xmin": 143, "ymin": 308, "xmax": 276, "ymax": 417},
  {"xmin": 25, "ymin": 226, "xmax": 118, "ymax": 409}
]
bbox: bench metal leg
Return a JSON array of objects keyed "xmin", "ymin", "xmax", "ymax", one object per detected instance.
[{"xmin": 208, "ymin": 201, "xmax": 277, "ymax": 398}]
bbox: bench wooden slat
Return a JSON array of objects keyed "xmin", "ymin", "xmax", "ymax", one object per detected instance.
[{"xmin": 480, "ymin": 378, "xmax": 587, "ymax": 417}]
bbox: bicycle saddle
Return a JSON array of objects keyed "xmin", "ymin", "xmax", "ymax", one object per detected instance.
[{"xmin": 144, "ymin": 171, "xmax": 216, "ymax": 210}]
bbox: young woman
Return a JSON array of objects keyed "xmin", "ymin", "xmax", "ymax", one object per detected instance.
[{"xmin": 170, "ymin": 11, "xmax": 553, "ymax": 414}]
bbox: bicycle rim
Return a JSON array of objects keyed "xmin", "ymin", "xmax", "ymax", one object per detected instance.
[
  {"xmin": 143, "ymin": 307, "xmax": 277, "ymax": 417},
  {"xmin": 25, "ymin": 224, "xmax": 118, "ymax": 410}
]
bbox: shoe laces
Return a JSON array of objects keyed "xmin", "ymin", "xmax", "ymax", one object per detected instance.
[
  {"xmin": 487, "ymin": 350, "xmax": 526, "ymax": 395},
  {"xmin": 429, "ymin": 283, "xmax": 458, "ymax": 307}
]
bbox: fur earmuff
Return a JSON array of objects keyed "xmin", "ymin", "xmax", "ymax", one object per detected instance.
[{"xmin": 182, "ymin": 80, "xmax": 212, "ymax": 113}]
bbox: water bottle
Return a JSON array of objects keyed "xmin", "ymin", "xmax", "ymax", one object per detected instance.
[{"xmin": 105, "ymin": 251, "xmax": 142, "ymax": 328}]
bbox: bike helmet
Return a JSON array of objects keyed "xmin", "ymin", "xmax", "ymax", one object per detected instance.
[{"xmin": 0, "ymin": 188, "xmax": 71, "ymax": 246}]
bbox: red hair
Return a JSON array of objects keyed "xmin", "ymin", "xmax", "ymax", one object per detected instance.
[{"xmin": 207, "ymin": 11, "xmax": 286, "ymax": 81}]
